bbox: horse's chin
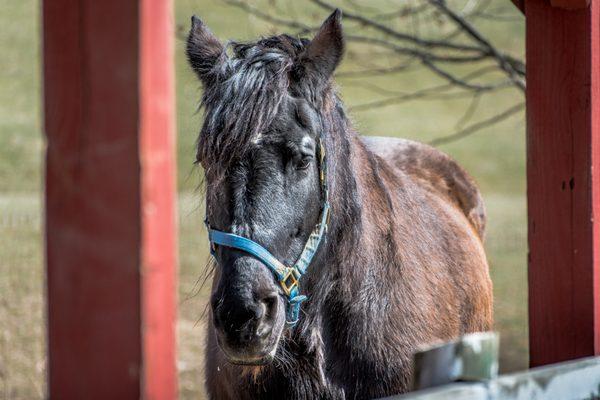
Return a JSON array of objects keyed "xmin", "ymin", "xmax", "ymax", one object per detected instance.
[
  {"xmin": 218, "ymin": 338, "xmax": 279, "ymax": 366},
  {"xmin": 226, "ymin": 353, "xmax": 274, "ymax": 366},
  {"xmin": 221, "ymin": 344, "xmax": 278, "ymax": 366}
]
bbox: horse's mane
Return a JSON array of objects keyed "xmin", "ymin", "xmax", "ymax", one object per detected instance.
[
  {"xmin": 198, "ymin": 35, "xmax": 309, "ymax": 173},
  {"xmin": 194, "ymin": 31, "xmax": 360, "ymax": 243}
]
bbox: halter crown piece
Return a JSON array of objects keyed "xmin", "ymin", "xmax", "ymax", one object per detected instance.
[{"xmin": 205, "ymin": 137, "xmax": 330, "ymax": 327}]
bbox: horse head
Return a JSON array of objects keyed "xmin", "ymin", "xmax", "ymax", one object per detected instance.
[{"xmin": 187, "ymin": 10, "xmax": 344, "ymax": 365}]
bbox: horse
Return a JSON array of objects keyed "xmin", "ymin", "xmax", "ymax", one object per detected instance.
[{"xmin": 186, "ymin": 9, "xmax": 493, "ymax": 399}]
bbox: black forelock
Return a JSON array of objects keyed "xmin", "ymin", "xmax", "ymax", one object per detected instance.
[
  {"xmin": 231, "ymin": 34, "xmax": 310, "ymax": 60},
  {"xmin": 197, "ymin": 34, "xmax": 312, "ymax": 175}
]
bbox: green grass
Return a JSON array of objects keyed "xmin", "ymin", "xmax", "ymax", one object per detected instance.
[
  {"xmin": 0, "ymin": 0, "xmax": 527, "ymax": 398},
  {"xmin": 0, "ymin": 1, "xmax": 41, "ymax": 193}
]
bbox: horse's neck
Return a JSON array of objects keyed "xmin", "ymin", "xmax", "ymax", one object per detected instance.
[
  {"xmin": 326, "ymin": 129, "xmax": 382, "ymax": 262},
  {"xmin": 299, "ymin": 128, "xmax": 381, "ymax": 311},
  {"xmin": 312, "ymin": 128, "xmax": 399, "ymax": 314}
]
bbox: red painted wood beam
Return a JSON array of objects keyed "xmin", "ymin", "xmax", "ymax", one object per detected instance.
[
  {"xmin": 43, "ymin": 0, "xmax": 177, "ymax": 398},
  {"xmin": 512, "ymin": 1, "xmax": 592, "ymax": 20},
  {"xmin": 526, "ymin": 0, "xmax": 600, "ymax": 366},
  {"xmin": 549, "ymin": 0, "xmax": 590, "ymax": 10}
]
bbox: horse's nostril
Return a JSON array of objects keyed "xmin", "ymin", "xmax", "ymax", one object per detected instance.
[
  {"xmin": 253, "ymin": 300, "xmax": 266, "ymax": 321},
  {"xmin": 257, "ymin": 293, "xmax": 278, "ymax": 333},
  {"xmin": 241, "ymin": 330, "xmax": 253, "ymax": 343},
  {"xmin": 261, "ymin": 293, "xmax": 278, "ymax": 316},
  {"xmin": 213, "ymin": 291, "xmax": 279, "ymax": 348},
  {"xmin": 291, "ymin": 226, "xmax": 302, "ymax": 238},
  {"xmin": 263, "ymin": 292, "xmax": 278, "ymax": 302}
]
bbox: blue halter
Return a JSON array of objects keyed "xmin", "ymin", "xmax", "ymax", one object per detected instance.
[{"xmin": 205, "ymin": 139, "xmax": 330, "ymax": 327}]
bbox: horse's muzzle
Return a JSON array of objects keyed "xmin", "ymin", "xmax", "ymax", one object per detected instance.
[{"xmin": 213, "ymin": 290, "xmax": 282, "ymax": 364}]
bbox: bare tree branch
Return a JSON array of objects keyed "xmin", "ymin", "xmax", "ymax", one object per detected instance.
[
  {"xmin": 310, "ymin": 0, "xmax": 485, "ymax": 53},
  {"xmin": 429, "ymin": 102, "xmax": 525, "ymax": 146},
  {"xmin": 223, "ymin": 0, "xmax": 526, "ymax": 145},
  {"xmin": 349, "ymin": 83, "xmax": 475, "ymax": 112},
  {"xmin": 335, "ymin": 62, "xmax": 416, "ymax": 78},
  {"xmin": 348, "ymin": 65, "xmax": 514, "ymax": 112},
  {"xmin": 346, "ymin": 35, "xmax": 489, "ymax": 63},
  {"xmin": 373, "ymin": 5, "xmax": 430, "ymax": 21},
  {"xmin": 427, "ymin": 0, "xmax": 525, "ymax": 90},
  {"xmin": 420, "ymin": 58, "xmax": 494, "ymax": 90},
  {"xmin": 454, "ymin": 93, "xmax": 482, "ymax": 129},
  {"xmin": 224, "ymin": 0, "xmax": 317, "ymax": 33}
]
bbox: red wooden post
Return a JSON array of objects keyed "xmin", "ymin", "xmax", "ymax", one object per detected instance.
[
  {"xmin": 43, "ymin": 0, "xmax": 177, "ymax": 398},
  {"xmin": 527, "ymin": 0, "xmax": 600, "ymax": 366}
]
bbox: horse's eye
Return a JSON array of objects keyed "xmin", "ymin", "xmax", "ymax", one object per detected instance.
[{"xmin": 296, "ymin": 156, "xmax": 312, "ymax": 171}]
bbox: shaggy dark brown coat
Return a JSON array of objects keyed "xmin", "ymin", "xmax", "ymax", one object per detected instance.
[{"xmin": 187, "ymin": 10, "xmax": 492, "ymax": 400}]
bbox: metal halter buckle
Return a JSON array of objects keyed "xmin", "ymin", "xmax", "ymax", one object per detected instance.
[{"xmin": 280, "ymin": 269, "xmax": 299, "ymax": 296}]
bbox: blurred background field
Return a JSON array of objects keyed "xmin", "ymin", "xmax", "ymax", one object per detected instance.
[{"xmin": 0, "ymin": 0, "xmax": 526, "ymax": 398}]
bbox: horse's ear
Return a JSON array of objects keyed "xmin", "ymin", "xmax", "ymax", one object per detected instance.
[
  {"xmin": 186, "ymin": 15, "xmax": 226, "ymax": 85},
  {"xmin": 298, "ymin": 9, "xmax": 344, "ymax": 83}
]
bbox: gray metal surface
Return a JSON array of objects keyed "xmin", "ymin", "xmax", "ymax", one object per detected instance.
[
  {"xmin": 412, "ymin": 332, "xmax": 499, "ymax": 390},
  {"xmin": 382, "ymin": 356, "xmax": 600, "ymax": 400}
]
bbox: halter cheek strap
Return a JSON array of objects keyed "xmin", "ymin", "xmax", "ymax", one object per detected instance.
[{"xmin": 206, "ymin": 138, "xmax": 330, "ymax": 327}]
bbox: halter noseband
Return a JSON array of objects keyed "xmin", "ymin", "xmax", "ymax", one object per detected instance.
[{"xmin": 205, "ymin": 138, "xmax": 330, "ymax": 327}]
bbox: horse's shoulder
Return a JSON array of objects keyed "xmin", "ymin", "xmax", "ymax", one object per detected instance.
[{"xmin": 361, "ymin": 136, "xmax": 486, "ymax": 239}]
